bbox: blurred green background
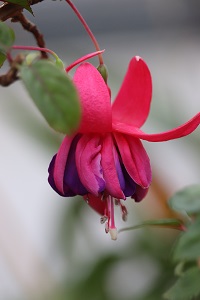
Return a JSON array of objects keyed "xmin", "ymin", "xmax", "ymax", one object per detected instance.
[{"xmin": 0, "ymin": 1, "xmax": 200, "ymax": 299}]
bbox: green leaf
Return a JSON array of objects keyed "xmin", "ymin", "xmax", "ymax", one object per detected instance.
[
  {"xmin": 0, "ymin": 22, "xmax": 15, "ymax": 54},
  {"xmin": 0, "ymin": 51, "xmax": 6, "ymax": 67},
  {"xmin": 173, "ymin": 216, "xmax": 200, "ymax": 262},
  {"xmin": 118, "ymin": 218, "xmax": 183, "ymax": 234},
  {"xmin": 19, "ymin": 60, "xmax": 81, "ymax": 134},
  {"xmin": 3, "ymin": 0, "xmax": 33, "ymax": 14},
  {"xmin": 164, "ymin": 267, "xmax": 200, "ymax": 300},
  {"xmin": 168, "ymin": 184, "xmax": 200, "ymax": 216}
]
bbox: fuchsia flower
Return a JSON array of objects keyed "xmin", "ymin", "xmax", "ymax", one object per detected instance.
[{"xmin": 48, "ymin": 56, "xmax": 200, "ymax": 240}]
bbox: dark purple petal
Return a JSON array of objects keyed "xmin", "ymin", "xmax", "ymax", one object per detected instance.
[
  {"xmin": 64, "ymin": 135, "xmax": 88, "ymax": 195},
  {"xmin": 48, "ymin": 155, "xmax": 66, "ymax": 196},
  {"xmin": 114, "ymin": 150, "xmax": 125, "ymax": 192},
  {"xmin": 120, "ymin": 163, "xmax": 136, "ymax": 197}
]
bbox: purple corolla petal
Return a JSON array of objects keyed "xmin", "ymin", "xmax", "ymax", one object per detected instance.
[
  {"xmin": 48, "ymin": 155, "xmax": 62, "ymax": 195},
  {"xmin": 76, "ymin": 134, "xmax": 105, "ymax": 196},
  {"xmin": 48, "ymin": 154, "xmax": 75, "ymax": 196},
  {"xmin": 64, "ymin": 135, "xmax": 88, "ymax": 195},
  {"xmin": 53, "ymin": 135, "xmax": 75, "ymax": 195},
  {"xmin": 120, "ymin": 163, "xmax": 136, "ymax": 197},
  {"xmin": 101, "ymin": 134, "xmax": 125, "ymax": 199}
]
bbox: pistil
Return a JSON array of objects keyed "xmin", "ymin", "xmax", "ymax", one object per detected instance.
[{"xmin": 106, "ymin": 196, "xmax": 117, "ymax": 240}]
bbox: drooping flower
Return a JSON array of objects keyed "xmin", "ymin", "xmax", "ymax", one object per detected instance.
[{"xmin": 48, "ymin": 56, "xmax": 200, "ymax": 240}]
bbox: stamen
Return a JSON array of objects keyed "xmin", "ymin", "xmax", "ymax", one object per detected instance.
[
  {"xmin": 100, "ymin": 216, "xmax": 107, "ymax": 224},
  {"xmin": 119, "ymin": 201, "xmax": 128, "ymax": 222},
  {"xmin": 114, "ymin": 198, "xmax": 120, "ymax": 206},
  {"xmin": 105, "ymin": 222, "xmax": 109, "ymax": 233}
]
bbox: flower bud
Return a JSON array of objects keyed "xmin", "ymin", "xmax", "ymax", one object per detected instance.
[{"xmin": 97, "ymin": 63, "xmax": 108, "ymax": 83}]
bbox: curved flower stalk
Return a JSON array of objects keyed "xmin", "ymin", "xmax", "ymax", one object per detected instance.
[{"xmin": 48, "ymin": 56, "xmax": 200, "ymax": 240}]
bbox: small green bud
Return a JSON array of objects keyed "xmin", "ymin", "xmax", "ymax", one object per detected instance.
[
  {"xmin": 97, "ymin": 64, "xmax": 108, "ymax": 83},
  {"xmin": 55, "ymin": 57, "xmax": 65, "ymax": 70},
  {"xmin": 25, "ymin": 52, "xmax": 40, "ymax": 65}
]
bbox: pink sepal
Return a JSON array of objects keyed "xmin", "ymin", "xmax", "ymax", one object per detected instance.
[
  {"xmin": 112, "ymin": 56, "xmax": 152, "ymax": 128},
  {"xmin": 73, "ymin": 63, "xmax": 112, "ymax": 133},
  {"xmin": 101, "ymin": 134, "xmax": 125, "ymax": 199},
  {"xmin": 112, "ymin": 112, "xmax": 200, "ymax": 142}
]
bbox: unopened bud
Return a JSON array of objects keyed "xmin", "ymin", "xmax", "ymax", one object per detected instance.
[
  {"xmin": 97, "ymin": 64, "xmax": 108, "ymax": 83},
  {"xmin": 25, "ymin": 52, "xmax": 40, "ymax": 65}
]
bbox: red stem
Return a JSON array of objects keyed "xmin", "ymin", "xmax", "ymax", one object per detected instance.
[
  {"xmin": 65, "ymin": 0, "xmax": 104, "ymax": 65},
  {"xmin": 66, "ymin": 50, "xmax": 105, "ymax": 72}
]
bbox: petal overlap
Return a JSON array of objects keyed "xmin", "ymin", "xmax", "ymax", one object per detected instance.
[
  {"xmin": 76, "ymin": 134, "xmax": 105, "ymax": 196},
  {"xmin": 101, "ymin": 134, "xmax": 125, "ymax": 199},
  {"xmin": 53, "ymin": 135, "xmax": 75, "ymax": 195},
  {"xmin": 114, "ymin": 133, "xmax": 152, "ymax": 188}
]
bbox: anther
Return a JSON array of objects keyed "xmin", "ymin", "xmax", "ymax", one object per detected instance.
[
  {"xmin": 120, "ymin": 202, "xmax": 128, "ymax": 222},
  {"xmin": 100, "ymin": 216, "xmax": 107, "ymax": 224},
  {"xmin": 114, "ymin": 198, "xmax": 120, "ymax": 206},
  {"xmin": 105, "ymin": 222, "xmax": 109, "ymax": 233}
]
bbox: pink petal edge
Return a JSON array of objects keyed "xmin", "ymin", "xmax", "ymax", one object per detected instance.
[
  {"xmin": 53, "ymin": 135, "xmax": 75, "ymax": 194},
  {"xmin": 114, "ymin": 133, "xmax": 152, "ymax": 188},
  {"xmin": 112, "ymin": 56, "xmax": 152, "ymax": 128},
  {"xmin": 101, "ymin": 134, "xmax": 125, "ymax": 199},
  {"xmin": 112, "ymin": 112, "xmax": 200, "ymax": 142}
]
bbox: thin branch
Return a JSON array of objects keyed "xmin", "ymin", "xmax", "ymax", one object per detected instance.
[
  {"xmin": 0, "ymin": 0, "xmax": 44, "ymax": 21},
  {"xmin": 11, "ymin": 12, "xmax": 48, "ymax": 58},
  {"xmin": 0, "ymin": 54, "xmax": 24, "ymax": 86}
]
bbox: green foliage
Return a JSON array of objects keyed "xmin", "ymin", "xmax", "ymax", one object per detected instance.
[
  {"xmin": 119, "ymin": 218, "xmax": 183, "ymax": 234},
  {"xmin": 164, "ymin": 267, "xmax": 200, "ymax": 300},
  {"xmin": 163, "ymin": 185, "xmax": 200, "ymax": 300},
  {"xmin": 97, "ymin": 64, "xmax": 108, "ymax": 83},
  {"xmin": 19, "ymin": 59, "xmax": 81, "ymax": 134},
  {"xmin": 0, "ymin": 51, "xmax": 6, "ymax": 67},
  {"xmin": 168, "ymin": 184, "xmax": 200, "ymax": 216},
  {"xmin": 117, "ymin": 184, "xmax": 200, "ymax": 300},
  {"xmin": 0, "ymin": 22, "xmax": 15, "ymax": 66},
  {"xmin": 3, "ymin": 0, "xmax": 33, "ymax": 13},
  {"xmin": 173, "ymin": 216, "xmax": 200, "ymax": 262}
]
